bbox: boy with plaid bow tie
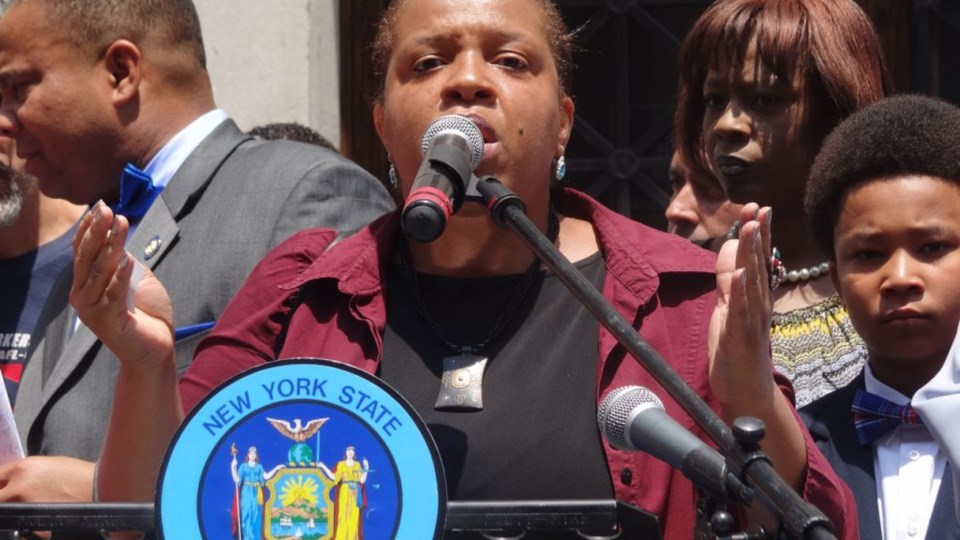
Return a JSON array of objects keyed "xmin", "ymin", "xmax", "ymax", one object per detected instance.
[{"xmin": 799, "ymin": 94, "xmax": 960, "ymax": 539}]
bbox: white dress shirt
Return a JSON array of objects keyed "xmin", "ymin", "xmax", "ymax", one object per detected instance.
[
  {"xmin": 866, "ymin": 363, "xmax": 946, "ymax": 539},
  {"xmin": 140, "ymin": 108, "xmax": 228, "ymax": 193}
]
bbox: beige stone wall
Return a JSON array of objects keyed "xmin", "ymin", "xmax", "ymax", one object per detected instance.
[{"xmin": 195, "ymin": 0, "xmax": 341, "ymax": 147}]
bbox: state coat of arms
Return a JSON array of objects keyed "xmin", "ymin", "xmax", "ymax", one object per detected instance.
[
  {"xmin": 157, "ymin": 360, "xmax": 445, "ymax": 540},
  {"xmin": 229, "ymin": 416, "xmax": 377, "ymax": 540}
]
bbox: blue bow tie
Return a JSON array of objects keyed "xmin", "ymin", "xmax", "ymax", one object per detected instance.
[
  {"xmin": 853, "ymin": 389, "xmax": 924, "ymax": 445},
  {"xmin": 110, "ymin": 163, "xmax": 161, "ymax": 221}
]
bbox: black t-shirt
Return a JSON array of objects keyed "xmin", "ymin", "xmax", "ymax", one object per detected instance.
[{"xmin": 380, "ymin": 252, "xmax": 614, "ymax": 501}]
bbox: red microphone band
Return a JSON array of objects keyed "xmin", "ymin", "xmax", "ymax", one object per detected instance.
[{"xmin": 404, "ymin": 186, "xmax": 454, "ymax": 220}]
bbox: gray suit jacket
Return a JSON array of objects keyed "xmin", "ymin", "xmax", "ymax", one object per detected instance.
[
  {"xmin": 17, "ymin": 118, "xmax": 395, "ymax": 462},
  {"xmin": 801, "ymin": 373, "xmax": 960, "ymax": 539}
]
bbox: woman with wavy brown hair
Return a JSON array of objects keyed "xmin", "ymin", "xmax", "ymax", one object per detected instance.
[{"xmin": 675, "ymin": 0, "xmax": 890, "ymax": 406}]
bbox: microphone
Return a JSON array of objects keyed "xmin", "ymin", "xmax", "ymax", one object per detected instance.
[
  {"xmin": 401, "ymin": 115, "xmax": 484, "ymax": 242},
  {"xmin": 598, "ymin": 386, "xmax": 752, "ymax": 503}
]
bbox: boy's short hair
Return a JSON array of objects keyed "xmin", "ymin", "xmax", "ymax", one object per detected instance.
[{"xmin": 805, "ymin": 94, "xmax": 960, "ymax": 259}]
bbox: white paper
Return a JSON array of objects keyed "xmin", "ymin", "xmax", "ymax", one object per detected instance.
[
  {"xmin": 0, "ymin": 382, "xmax": 24, "ymax": 465},
  {"xmin": 127, "ymin": 259, "xmax": 146, "ymax": 312}
]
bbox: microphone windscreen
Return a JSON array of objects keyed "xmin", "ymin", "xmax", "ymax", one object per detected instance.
[
  {"xmin": 597, "ymin": 385, "xmax": 664, "ymax": 450},
  {"xmin": 420, "ymin": 115, "xmax": 484, "ymax": 169}
]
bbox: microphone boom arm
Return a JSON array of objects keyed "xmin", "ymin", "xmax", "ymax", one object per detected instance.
[{"xmin": 475, "ymin": 176, "xmax": 836, "ymax": 540}]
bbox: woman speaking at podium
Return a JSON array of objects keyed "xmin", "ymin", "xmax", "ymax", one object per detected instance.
[{"xmin": 73, "ymin": 0, "xmax": 856, "ymax": 537}]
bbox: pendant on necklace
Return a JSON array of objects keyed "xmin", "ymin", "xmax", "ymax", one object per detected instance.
[{"xmin": 435, "ymin": 352, "xmax": 489, "ymax": 411}]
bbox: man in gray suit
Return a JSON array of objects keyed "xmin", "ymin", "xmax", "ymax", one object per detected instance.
[{"xmin": 0, "ymin": 0, "xmax": 394, "ymax": 506}]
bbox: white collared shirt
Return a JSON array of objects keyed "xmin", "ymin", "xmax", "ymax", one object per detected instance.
[
  {"xmin": 866, "ymin": 363, "xmax": 946, "ymax": 539},
  {"xmin": 141, "ymin": 108, "xmax": 229, "ymax": 192},
  {"xmin": 126, "ymin": 108, "xmax": 228, "ymax": 238}
]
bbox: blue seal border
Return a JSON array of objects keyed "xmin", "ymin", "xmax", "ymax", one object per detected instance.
[{"xmin": 155, "ymin": 358, "xmax": 447, "ymax": 539}]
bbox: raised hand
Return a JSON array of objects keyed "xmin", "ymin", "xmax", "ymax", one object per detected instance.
[
  {"xmin": 708, "ymin": 203, "xmax": 774, "ymax": 404},
  {"xmin": 85, "ymin": 201, "xmax": 185, "ymax": 504},
  {"xmin": 708, "ymin": 204, "xmax": 807, "ymax": 492},
  {"xmin": 70, "ymin": 201, "xmax": 174, "ymax": 372}
]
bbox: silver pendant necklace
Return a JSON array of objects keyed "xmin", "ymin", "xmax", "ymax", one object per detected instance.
[
  {"xmin": 437, "ymin": 349, "xmax": 489, "ymax": 409},
  {"xmin": 397, "ymin": 211, "xmax": 559, "ymax": 411}
]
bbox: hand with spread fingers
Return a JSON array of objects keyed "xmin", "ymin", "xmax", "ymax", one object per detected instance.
[{"xmin": 69, "ymin": 200, "xmax": 174, "ymax": 372}]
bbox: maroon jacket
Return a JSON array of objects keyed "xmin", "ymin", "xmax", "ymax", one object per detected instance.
[{"xmin": 182, "ymin": 189, "xmax": 857, "ymax": 539}]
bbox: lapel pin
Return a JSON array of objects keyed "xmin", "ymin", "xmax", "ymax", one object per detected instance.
[{"xmin": 144, "ymin": 235, "xmax": 162, "ymax": 260}]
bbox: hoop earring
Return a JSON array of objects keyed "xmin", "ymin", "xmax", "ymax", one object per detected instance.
[
  {"xmin": 388, "ymin": 162, "xmax": 398, "ymax": 189},
  {"xmin": 554, "ymin": 155, "xmax": 567, "ymax": 182}
]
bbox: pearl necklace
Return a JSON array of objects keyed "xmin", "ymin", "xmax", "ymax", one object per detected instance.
[{"xmin": 785, "ymin": 261, "xmax": 831, "ymax": 283}]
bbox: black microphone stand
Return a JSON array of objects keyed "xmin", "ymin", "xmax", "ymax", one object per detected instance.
[{"xmin": 470, "ymin": 176, "xmax": 836, "ymax": 540}]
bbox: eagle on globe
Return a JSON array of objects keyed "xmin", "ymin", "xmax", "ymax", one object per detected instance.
[{"xmin": 266, "ymin": 417, "xmax": 329, "ymax": 466}]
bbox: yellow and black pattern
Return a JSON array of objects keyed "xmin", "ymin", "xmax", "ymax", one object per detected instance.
[{"xmin": 771, "ymin": 294, "xmax": 866, "ymax": 408}]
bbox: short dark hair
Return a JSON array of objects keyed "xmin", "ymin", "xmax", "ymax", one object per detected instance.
[
  {"xmin": 248, "ymin": 122, "xmax": 338, "ymax": 153},
  {"xmin": 675, "ymin": 0, "xmax": 889, "ymax": 180},
  {"xmin": 805, "ymin": 94, "xmax": 960, "ymax": 259},
  {"xmin": 13, "ymin": 0, "xmax": 206, "ymax": 68}
]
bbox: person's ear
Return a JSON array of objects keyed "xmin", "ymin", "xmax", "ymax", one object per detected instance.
[
  {"xmin": 556, "ymin": 95, "xmax": 574, "ymax": 157},
  {"xmin": 103, "ymin": 40, "xmax": 142, "ymax": 106},
  {"xmin": 373, "ymin": 101, "xmax": 385, "ymax": 142}
]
